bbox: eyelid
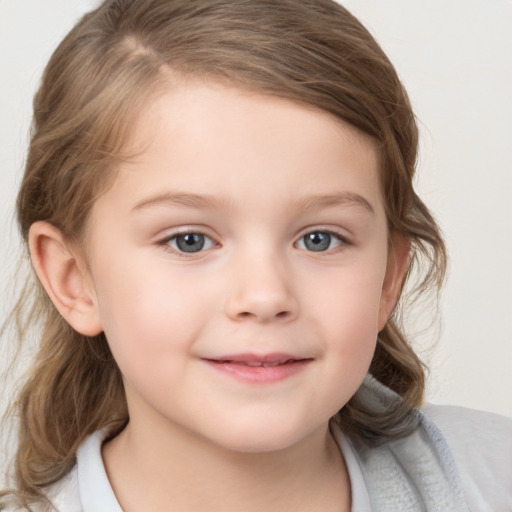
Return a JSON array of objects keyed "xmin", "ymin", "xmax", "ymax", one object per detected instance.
[
  {"xmin": 153, "ymin": 225, "xmax": 352, "ymax": 256},
  {"xmin": 296, "ymin": 225, "xmax": 351, "ymax": 242},
  {"xmin": 294, "ymin": 227, "xmax": 352, "ymax": 252},
  {"xmin": 155, "ymin": 227, "xmax": 219, "ymax": 256}
]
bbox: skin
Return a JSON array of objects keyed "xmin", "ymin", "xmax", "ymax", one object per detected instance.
[{"xmin": 29, "ymin": 80, "xmax": 408, "ymax": 511}]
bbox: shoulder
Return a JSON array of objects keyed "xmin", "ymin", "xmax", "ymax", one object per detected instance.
[
  {"xmin": 44, "ymin": 466, "xmax": 82, "ymax": 512},
  {"xmin": 0, "ymin": 468, "xmax": 82, "ymax": 512},
  {"xmin": 2, "ymin": 427, "xmax": 119, "ymax": 512},
  {"xmin": 423, "ymin": 403, "xmax": 512, "ymax": 511}
]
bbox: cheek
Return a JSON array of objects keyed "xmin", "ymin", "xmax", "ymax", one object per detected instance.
[
  {"xmin": 305, "ymin": 259, "xmax": 386, "ymax": 370},
  {"xmin": 309, "ymin": 260, "xmax": 386, "ymax": 331},
  {"xmin": 91, "ymin": 257, "xmax": 215, "ymax": 370}
]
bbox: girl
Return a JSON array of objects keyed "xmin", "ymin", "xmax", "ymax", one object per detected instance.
[{"xmin": 1, "ymin": 0, "xmax": 511, "ymax": 510}]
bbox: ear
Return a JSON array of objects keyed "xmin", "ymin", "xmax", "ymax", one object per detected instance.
[
  {"xmin": 29, "ymin": 221, "xmax": 103, "ymax": 337},
  {"xmin": 378, "ymin": 235, "xmax": 410, "ymax": 331}
]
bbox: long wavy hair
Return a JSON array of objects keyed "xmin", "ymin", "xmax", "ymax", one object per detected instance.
[{"xmin": 2, "ymin": 0, "xmax": 446, "ymax": 508}]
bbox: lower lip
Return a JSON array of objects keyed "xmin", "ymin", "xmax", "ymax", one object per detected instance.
[{"xmin": 203, "ymin": 359, "xmax": 312, "ymax": 384}]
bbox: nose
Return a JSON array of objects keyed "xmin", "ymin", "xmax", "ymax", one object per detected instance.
[{"xmin": 224, "ymin": 249, "xmax": 299, "ymax": 323}]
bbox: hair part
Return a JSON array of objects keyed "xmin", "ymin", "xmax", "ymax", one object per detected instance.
[{"xmin": 3, "ymin": 0, "xmax": 446, "ymax": 506}]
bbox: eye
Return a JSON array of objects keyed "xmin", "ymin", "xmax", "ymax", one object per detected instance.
[
  {"xmin": 295, "ymin": 231, "xmax": 347, "ymax": 252},
  {"xmin": 162, "ymin": 232, "xmax": 216, "ymax": 254}
]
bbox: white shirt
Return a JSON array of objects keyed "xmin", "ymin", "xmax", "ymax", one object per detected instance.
[{"xmin": 3, "ymin": 404, "xmax": 512, "ymax": 511}]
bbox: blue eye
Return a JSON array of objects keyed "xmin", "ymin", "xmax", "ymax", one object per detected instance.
[
  {"xmin": 165, "ymin": 233, "xmax": 215, "ymax": 254},
  {"xmin": 296, "ymin": 231, "xmax": 346, "ymax": 252}
]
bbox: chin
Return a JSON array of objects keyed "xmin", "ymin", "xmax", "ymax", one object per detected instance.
[{"xmin": 206, "ymin": 419, "xmax": 322, "ymax": 455}]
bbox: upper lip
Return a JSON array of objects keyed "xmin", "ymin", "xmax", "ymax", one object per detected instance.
[{"xmin": 203, "ymin": 353, "xmax": 311, "ymax": 367}]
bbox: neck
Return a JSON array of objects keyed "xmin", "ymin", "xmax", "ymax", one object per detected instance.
[{"xmin": 102, "ymin": 416, "xmax": 350, "ymax": 512}]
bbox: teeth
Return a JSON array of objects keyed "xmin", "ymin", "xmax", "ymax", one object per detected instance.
[{"xmin": 225, "ymin": 360, "xmax": 291, "ymax": 367}]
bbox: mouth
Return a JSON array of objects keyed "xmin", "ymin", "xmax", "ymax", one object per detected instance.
[{"xmin": 202, "ymin": 353, "xmax": 313, "ymax": 383}]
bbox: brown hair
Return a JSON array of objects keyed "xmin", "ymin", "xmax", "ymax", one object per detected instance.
[{"xmin": 2, "ymin": 0, "xmax": 446, "ymax": 507}]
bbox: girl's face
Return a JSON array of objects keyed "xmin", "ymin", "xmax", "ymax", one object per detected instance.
[{"xmin": 83, "ymin": 81, "xmax": 404, "ymax": 453}]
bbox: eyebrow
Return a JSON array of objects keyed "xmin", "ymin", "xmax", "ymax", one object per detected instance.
[
  {"xmin": 132, "ymin": 192, "xmax": 234, "ymax": 213},
  {"xmin": 131, "ymin": 191, "xmax": 375, "ymax": 215},
  {"xmin": 296, "ymin": 192, "xmax": 375, "ymax": 215}
]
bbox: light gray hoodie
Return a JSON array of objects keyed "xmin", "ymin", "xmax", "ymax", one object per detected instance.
[{"xmin": 3, "ymin": 375, "xmax": 511, "ymax": 511}]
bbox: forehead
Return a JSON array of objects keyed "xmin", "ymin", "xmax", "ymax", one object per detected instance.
[{"xmin": 94, "ymin": 80, "xmax": 384, "ymax": 219}]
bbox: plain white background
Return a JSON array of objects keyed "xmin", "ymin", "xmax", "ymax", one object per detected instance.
[{"xmin": 0, "ymin": 0, "xmax": 511, "ymax": 418}]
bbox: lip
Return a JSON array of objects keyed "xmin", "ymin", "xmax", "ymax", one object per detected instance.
[{"xmin": 202, "ymin": 352, "xmax": 313, "ymax": 384}]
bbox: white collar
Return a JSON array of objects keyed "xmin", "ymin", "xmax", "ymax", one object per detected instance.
[
  {"xmin": 76, "ymin": 424, "xmax": 366, "ymax": 512},
  {"xmin": 76, "ymin": 427, "xmax": 123, "ymax": 512}
]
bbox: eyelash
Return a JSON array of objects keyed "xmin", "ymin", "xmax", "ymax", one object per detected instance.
[
  {"xmin": 294, "ymin": 229, "xmax": 350, "ymax": 253},
  {"xmin": 156, "ymin": 230, "xmax": 217, "ymax": 257},
  {"xmin": 156, "ymin": 228, "xmax": 351, "ymax": 256}
]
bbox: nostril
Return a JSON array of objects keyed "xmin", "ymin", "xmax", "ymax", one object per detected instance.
[
  {"xmin": 225, "ymin": 290, "xmax": 298, "ymax": 323},
  {"xmin": 235, "ymin": 310, "xmax": 291, "ymax": 321}
]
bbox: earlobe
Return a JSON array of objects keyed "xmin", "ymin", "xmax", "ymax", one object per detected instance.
[
  {"xmin": 28, "ymin": 221, "xmax": 103, "ymax": 337},
  {"xmin": 378, "ymin": 235, "xmax": 410, "ymax": 331}
]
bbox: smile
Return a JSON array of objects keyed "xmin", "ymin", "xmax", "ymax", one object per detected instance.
[
  {"xmin": 202, "ymin": 353, "xmax": 313, "ymax": 384},
  {"xmin": 224, "ymin": 359, "xmax": 294, "ymax": 367}
]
